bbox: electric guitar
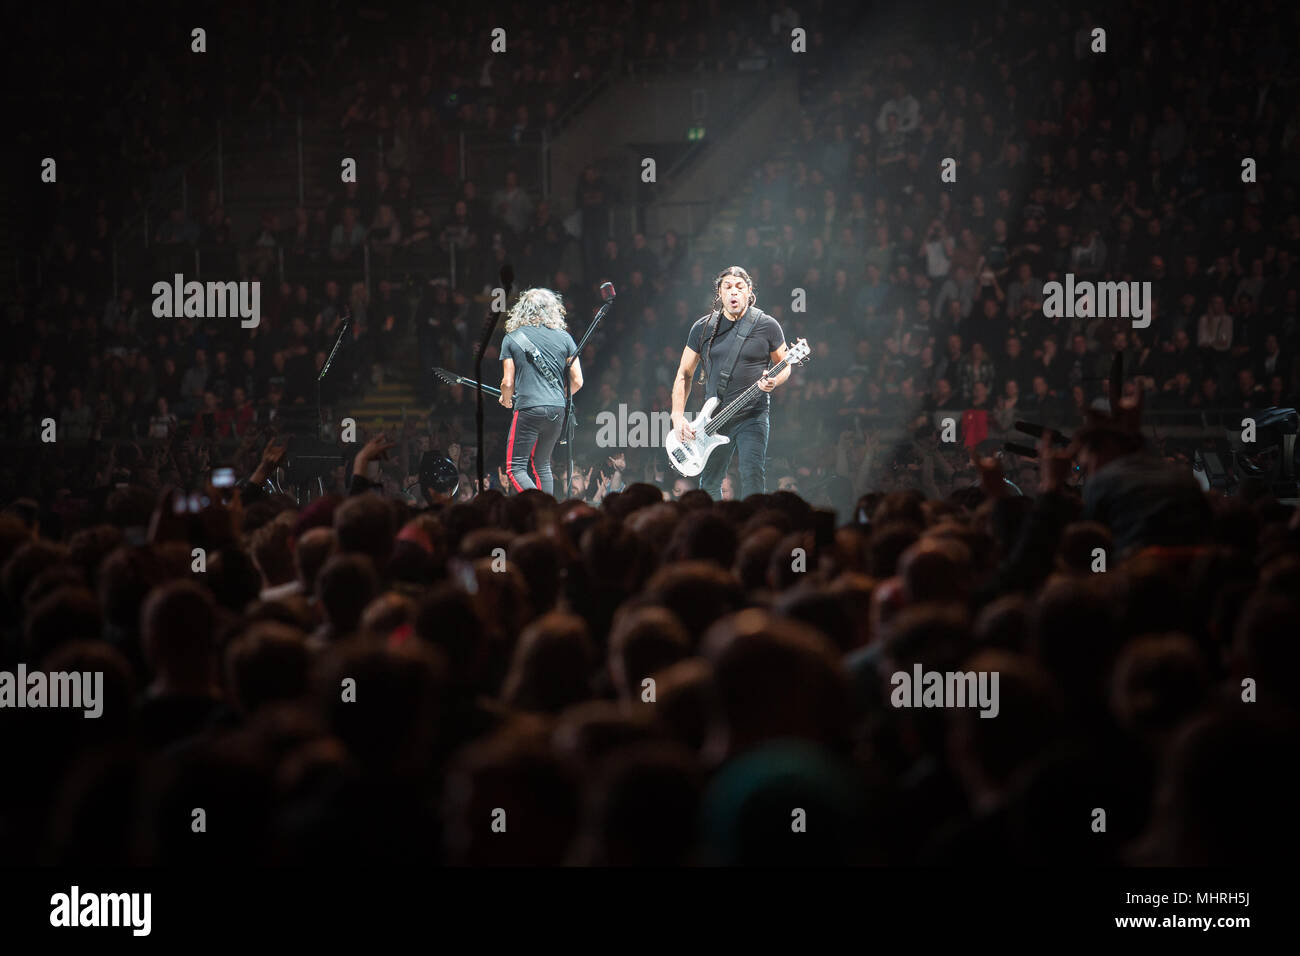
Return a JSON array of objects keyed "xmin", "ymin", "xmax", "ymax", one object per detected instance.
[
  {"xmin": 664, "ymin": 338, "xmax": 811, "ymax": 477},
  {"xmin": 433, "ymin": 367, "xmax": 502, "ymax": 398},
  {"xmin": 434, "ymin": 366, "xmax": 574, "ymax": 442}
]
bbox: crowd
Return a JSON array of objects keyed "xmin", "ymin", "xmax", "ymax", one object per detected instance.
[{"xmin": 1, "ymin": 393, "xmax": 1297, "ymax": 865}]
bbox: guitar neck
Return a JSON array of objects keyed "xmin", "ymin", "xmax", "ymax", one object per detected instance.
[
  {"xmin": 435, "ymin": 368, "xmax": 502, "ymax": 397},
  {"xmin": 704, "ymin": 355, "xmax": 793, "ymax": 434}
]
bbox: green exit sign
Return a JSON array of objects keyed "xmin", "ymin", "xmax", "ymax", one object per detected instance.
[{"xmin": 687, "ymin": 126, "xmax": 705, "ymax": 141}]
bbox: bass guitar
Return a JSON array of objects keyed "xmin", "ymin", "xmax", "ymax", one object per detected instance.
[{"xmin": 664, "ymin": 338, "xmax": 810, "ymax": 477}]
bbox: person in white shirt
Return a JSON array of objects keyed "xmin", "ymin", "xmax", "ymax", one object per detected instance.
[
  {"xmin": 876, "ymin": 82, "xmax": 920, "ymax": 133},
  {"xmin": 1196, "ymin": 294, "xmax": 1233, "ymax": 352}
]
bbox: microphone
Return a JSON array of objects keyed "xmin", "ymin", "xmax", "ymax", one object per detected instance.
[
  {"xmin": 1002, "ymin": 441, "xmax": 1040, "ymax": 459},
  {"xmin": 1014, "ymin": 420, "xmax": 1071, "ymax": 447},
  {"xmin": 599, "ymin": 281, "xmax": 616, "ymax": 301}
]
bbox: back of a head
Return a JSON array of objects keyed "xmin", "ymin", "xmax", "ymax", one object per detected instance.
[
  {"xmin": 608, "ymin": 605, "xmax": 691, "ymax": 700},
  {"xmin": 703, "ymin": 609, "xmax": 851, "ymax": 757},
  {"xmin": 1232, "ymin": 592, "xmax": 1300, "ymax": 712},
  {"xmin": 3, "ymin": 541, "xmax": 67, "ymax": 619},
  {"xmin": 1110, "ymin": 633, "xmax": 1209, "ymax": 745},
  {"xmin": 0, "ymin": 513, "xmax": 32, "ymax": 569},
  {"xmin": 652, "ymin": 658, "xmax": 714, "ymax": 754},
  {"xmin": 868, "ymin": 521, "xmax": 920, "ymax": 578},
  {"xmin": 67, "ymin": 525, "xmax": 125, "ymax": 586},
  {"xmin": 699, "ymin": 740, "xmax": 866, "ymax": 865},
  {"xmin": 509, "ymin": 532, "xmax": 564, "ymax": 615},
  {"xmin": 774, "ymin": 585, "xmax": 858, "ymax": 654},
  {"xmin": 315, "ymin": 641, "xmax": 446, "ymax": 773},
  {"xmin": 873, "ymin": 490, "xmax": 926, "ymax": 528},
  {"xmin": 226, "ymin": 622, "xmax": 310, "ymax": 715},
  {"xmin": 459, "ymin": 527, "xmax": 515, "ymax": 561},
  {"xmin": 334, "ymin": 494, "xmax": 396, "ymax": 568},
  {"xmin": 415, "ymin": 583, "xmax": 486, "ymax": 691},
  {"xmin": 678, "ymin": 488, "xmax": 714, "ymax": 511},
  {"xmin": 899, "ymin": 537, "xmax": 972, "ymax": 605},
  {"xmin": 1141, "ymin": 706, "xmax": 1300, "ymax": 865},
  {"xmin": 644, "ymin": 561, "xmax": 745, "ymax": 647},
  {"xmin": 315, "ymin": 553, "xmax": 381, "ymax": 634},
  {"xmin": 734, "ymin": 525, "xmax": 783, "ymax": 592},
  {"xmin": 360, "ymin": 591, "xmax": 417, "ymax": 642},
  {"xmin": 444, "ymin": 726, "xmax": 580, "ymax": 865},
  {"xmin": 142, "ymin": 579, "xmax": 217, "ymax": 683},
  {"xmin": 1056, "ymin": 521, "xmax": 1113, "ymax": 575},
  {"xmin": 503, "ymin": 612, "xmax": 594, "ymax": 715},
  {"xmin": 578, "ymin": 741, "xmax": 702, "ymax": 866},
  {"xmin": 973, "ymin": 594, "xmax": 1030, "ymax": 652},
  {"xmin": 249, "ymin": 512, "xmax": 297, "ymax": 586},
  {"xmin": 666, "ymin": 509, "xmax": 738, "ymax": 568},
  {"xmin": 948, "ymin": 649, "xmax": 1061, "ymax": 793},
  {"xmin": 551, "ymin": 700, "xmax": 662, "ymax": 773},
  {"xmin": 1029, "ymin": 576, "xmax": 1120, "ymax": 708},
  {"xmin": 25, "ymin": 586, "xmax": 102, "ymax": 664},
  {"xmin": 767, "ymin": 531, "xmax": 814, "ymax": 593},
  {"xmin": 294, "ymin": 527, "xmax": 337, "ymax": 593},
  {"xmin": 206, "ymin": 546, "xmax": 263, "ymax": 614},
  {"xmin": 98, "ymin": 546, "xmax": 179, "ymax": 631}
]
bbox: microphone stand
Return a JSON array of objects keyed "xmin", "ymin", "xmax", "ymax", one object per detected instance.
[
  {"xmin": 564, "ymin": 293, "xmax": 613, "ymax": 496},
  {"xmin": 477, "ymin": 265, "xmax": 513, "ymax": 495},
  {"xmin": 318, "ymin": 309, "xmax": 351, "ymax": 440}
]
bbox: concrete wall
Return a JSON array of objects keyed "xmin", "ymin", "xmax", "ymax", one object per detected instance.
[{"xmin": 548, "ymin": 70, "xmax": 788, "ymax": 218}]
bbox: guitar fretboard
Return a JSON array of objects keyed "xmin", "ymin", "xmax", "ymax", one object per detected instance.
[{"xmin": 703, "ymin": 355, "xmax": 795, "ymax": 435}]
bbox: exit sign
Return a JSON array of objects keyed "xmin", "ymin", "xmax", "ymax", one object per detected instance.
[{"xmin": 687, "ymin": 126, "xmax": 705, "ymax": 141}]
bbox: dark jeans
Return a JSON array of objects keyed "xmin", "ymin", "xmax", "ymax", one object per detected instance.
[
  {"xmin": 699, "ymin": 410, "xmax": 769, "ymax": 500},
  {"xmin": 507, "ymin": 404, "xmax": 563, "ymax": 495}
]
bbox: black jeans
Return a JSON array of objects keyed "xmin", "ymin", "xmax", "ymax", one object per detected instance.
[
  {"xmin": 699, "ymin": 410, "xmax": 770, "ymax": 500},
  {"xmin": 507, "ymin": 404, "xmax": 564, "ymax": 495}
]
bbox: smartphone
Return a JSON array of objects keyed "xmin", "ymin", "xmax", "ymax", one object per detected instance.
[
  {"xmin": 212, "ymin": 467, "xmax": 237, "ymax": 488},
  {"xmin": 451, "ymin": 557, "xmax": 478, "ymax": 594}
]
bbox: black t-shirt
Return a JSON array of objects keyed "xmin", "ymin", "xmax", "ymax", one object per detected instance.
[
  {"xmin": 501, "ymin": 325, "xmax": 577, "ymax": 409},
  {"xmin": 686, "ymin": 308, "xmax": 785, "ymax": 412}
]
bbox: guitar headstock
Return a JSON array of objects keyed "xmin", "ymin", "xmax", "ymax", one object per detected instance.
[
  {"xmin": 433, "ymin": 367, "xmax": 465, "ymax": 387},
  {"xmin": 786, "ymin": 338, "xmax": 811, "ymax": 367}
]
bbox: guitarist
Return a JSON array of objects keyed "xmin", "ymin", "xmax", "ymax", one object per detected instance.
[
  {"xmin": 498, "ymin": 288, "xmax": 584, "ymax": 495},
  {"xmin": 670, "ymin": 265, "xmax": 789, "ymax": 500}
]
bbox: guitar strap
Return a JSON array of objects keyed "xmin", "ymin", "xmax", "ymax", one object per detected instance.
[
  {"xmin": 510, "ymin": 330, "xmax": 566, "ymax": 395},
  {"xmin": 712, "ymin": 307, "xmax": 762, "ymax": 402}
]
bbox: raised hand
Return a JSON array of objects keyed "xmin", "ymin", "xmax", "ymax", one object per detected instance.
[
  {"xmin": 253, "ymin": 437, "xmax": 288, "ymax": 482},
  {"xmin": 353, "ymin": 433, "xmax": 397, "ymax": 477},
  {"xmin": 1038, "ymin": 434, "xmax": 1075, "ymax": 493}
]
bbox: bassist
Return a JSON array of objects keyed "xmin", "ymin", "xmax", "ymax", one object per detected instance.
[{"xmin": 670, "ymin": 266, "xmax": 789, "ymax": 499}]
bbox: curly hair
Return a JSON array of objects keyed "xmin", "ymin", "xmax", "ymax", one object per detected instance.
[{"xmin": 505, "ymin": 288, "xmax": 568, "ymax": 334}]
